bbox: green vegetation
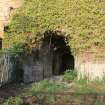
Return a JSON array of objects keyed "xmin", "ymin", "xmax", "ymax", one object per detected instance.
[
  {"xmin": 62, "ymin": 69, "xmax": 105, "ymax": 94},
  {"xmin": 63, "ymin": 69, "xmax": 77, "ymax": 83},
  {"xmin": 73, "ymin": 78, "xmax": 105, "ymax": 94},
  {"xmin": 27, "ymin": 70, "xmax": 105, "ymax": 94},
  {"xmin": 2, "ymin": 77, "xmax": 105, "ymax": 105},
  {"xmin": 3, "ymin": 97, "xmax": 23, "ymax": 105},
  {"xmin": 2, "ymin": 0, "xmax": 105, "ymax": 104},
  {"xmin": 2, "ymin": 80, "xmax": 68, "ymax": 105},
  {"xmin": 4, "ymin": 0, "xmax": 105, "ymax": 54},
  {"xmin": 31, "ymin": 80, "xmax": 66, "ymax": 94},
  {"xmin": 2, "ymin": 71, "xmax": 105, "ymax": 105},
  {"xmin": 95, "ymin": 101, "xmax": 102, "ymax": 105},
  {"xmin": 8, "ymin": 42, "xmax": 24, "ymax": 54}
]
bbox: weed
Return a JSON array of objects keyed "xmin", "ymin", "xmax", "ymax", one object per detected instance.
[
  {"xmin": 3, "ymin": 96, "xmax": 23, "ymax": 105},
  {"xmin": 95, "ymin": 101, "xmax": 102, "ymax": 105},
  {"xmin": 63, "ymin": 69, "xmax": 77, "ymax": 83},
  {"xmin": 31, "ymin": 80, "xmax": 66, "ymax": 94}
]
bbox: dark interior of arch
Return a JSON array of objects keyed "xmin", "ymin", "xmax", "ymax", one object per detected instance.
[{"xmin": 43, "ymin": 30, "xmax": 74, "ymax": 75}]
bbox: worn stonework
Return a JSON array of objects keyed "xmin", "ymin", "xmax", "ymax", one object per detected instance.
[
  {"xmin": 75, "ymin": 52, "xmax": 105, "ymax": 80},
  {"xmin": 0, "ymin": 53, "xmax": 12, "ymax": 86},
  {"xmin": 0, "ymin": 0, "xmax": 22, "ymax": 38},
  {"xmin": 23, "ymin": 43, "xmax": 54, "ymax": 83},
  {"xmin": 22, "ymin": 32, "xmax": 74, "ymax": 83},
  {"xmin": 23, "ymin": 54, "xmax": 44, "ymax": 83}
]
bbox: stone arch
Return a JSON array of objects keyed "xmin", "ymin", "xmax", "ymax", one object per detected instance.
[{"xmin": 40, "ymin": 30, "xmax": 75, "ymax": 76}]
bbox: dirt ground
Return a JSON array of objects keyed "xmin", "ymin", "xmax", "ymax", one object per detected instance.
[{"xmin": 0, "ymin": 83, "xmax": 29, "ymax": 104}]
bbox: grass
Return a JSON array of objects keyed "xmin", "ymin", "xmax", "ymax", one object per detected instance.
[
  {"xmin": 72, "ymin": 78, "xmax": 105, "ymax": 94},
  {"xmin": 63, "ymin": 69, "xmax": 77, "ymax": 83},
  {"xmin": 3, "ymin": 97, "xmax": 23, "ymax": 105},
  {"xmin": 62, "ymin": 69, "xmax": 105, "ymax": 94},
  {"xmin": 2, "ymin": 80, "xmax": 105, "ymax": 105},
  {"xmin": 95, "ymin": 101, "xmax": 103, "ymax": 105},
  {"xmin": 31, "ymin": 80, "xmax": 66, "ymax": 94},
  {"xmin": 2, "ymin": 70, "xmax": 105, "ymax": 105}
]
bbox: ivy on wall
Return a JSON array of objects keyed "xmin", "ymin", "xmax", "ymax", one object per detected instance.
[{"xmin": 4, "ymin": 0, "xmax": 105, "ymax": 54}]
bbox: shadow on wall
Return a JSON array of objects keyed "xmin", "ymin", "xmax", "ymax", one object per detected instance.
[
  {"xmin": 2, "ymin": 30, "xmax": 75, "ymax": 84},
  {"xmin": 11, "ymin": 55, "xmax": 24, "ymax": 83}
]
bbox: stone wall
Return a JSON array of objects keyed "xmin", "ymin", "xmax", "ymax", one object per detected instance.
[
  {"xmin": 22, "ymin": 53, "xmax": 44, "ymax": 83},
  {"xmin": 22, "ymin": 42, "xmax": 54, "ymax": 83},
  {"xmin": 75, "ymin": 52, "xmax": 105, "ymax": 80},
  {"xmin": 0, "ymin": 53, "xmax": 12, "ymax": 86},
  {"xmin": 0, "ymin": 0, "xmax": 22, "ymax": 38}
]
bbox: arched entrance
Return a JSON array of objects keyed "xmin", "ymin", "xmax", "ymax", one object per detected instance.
[{"xmin": 42, "ymin": 30, "xmax": 74, "ymax": 76}]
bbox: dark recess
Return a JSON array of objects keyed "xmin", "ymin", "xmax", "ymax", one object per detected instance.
[
  {"xmin": 44, "ymin": 30, "xmax": 74, "ymax": 75},
  {"xmin": 0, "ymin": 38, "xmax": 2, "ymax": 49}
]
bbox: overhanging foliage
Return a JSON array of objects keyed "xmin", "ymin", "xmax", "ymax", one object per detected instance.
[{"xmin": 4, "ymin": 0, "xmax": 105, "ymax": 53}]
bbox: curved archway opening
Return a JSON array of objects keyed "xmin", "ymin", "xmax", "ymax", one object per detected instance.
[{"xmin": 43, "ymin": 30, "xmax": 74, "ymax": 76}]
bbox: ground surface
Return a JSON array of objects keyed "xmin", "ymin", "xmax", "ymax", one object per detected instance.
[
  {"xmin": 1, "ymin": 77, "xmax": 105, "ymax": 105},
  {"xmin": 0, "ymin": 84, "xmax": 105, "ymax": 105},
  {"xmin": 0, "ymin": 83, "xmax": 30, "ymax": 104}
]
